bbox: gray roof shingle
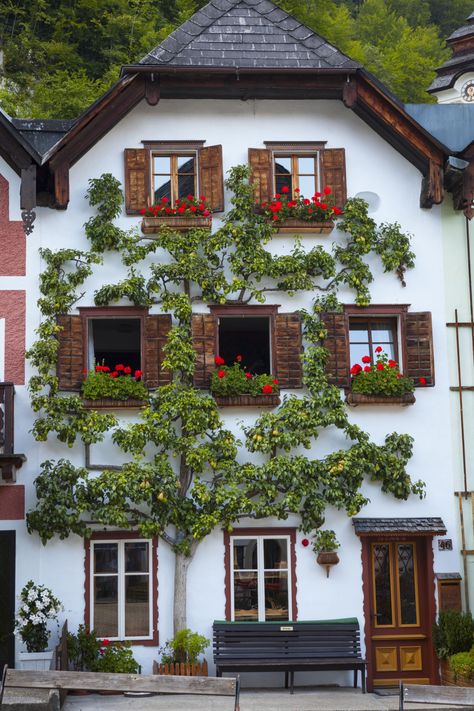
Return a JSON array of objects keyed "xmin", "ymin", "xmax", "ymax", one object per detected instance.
[
  {"xmin": 140, "ymin": 0, "xmax": 360, "ymax": 70},
  {"xmin": 352, "ymin": 517, "xmax": 447, "ymax": 535}
]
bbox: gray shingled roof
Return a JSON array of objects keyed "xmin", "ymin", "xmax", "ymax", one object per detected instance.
[
  {"xmin": 352, "ymin": 517, "xmax": 446, "ymax": 535},
  {"xmin": 12, "ymin": 118, "xmax": 76, "ymax": 156},
  {"xmin": 140, "ymin": 0, "xmax": 360, "ymax": 70}
]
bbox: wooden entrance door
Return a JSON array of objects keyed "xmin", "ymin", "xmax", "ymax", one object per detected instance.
[
  {"xmin": 0, "ymin": 531, "xmax": 15, "ymax": 669},
  {"xmin": 363, "ymin": 537, "xmax": 438, "ymax": 690}
]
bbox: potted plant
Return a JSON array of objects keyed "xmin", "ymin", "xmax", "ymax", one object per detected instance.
[
  {"xmin": 15, "ymin": 580, "xmax": 62, "ymax": 670},
  {"xmin": 95, "ymin": 639, "xmax": 139, "ymax": 674},
  {"xmin": 433, "ymin": 610, "xmax": 474, "ymax": 684},
  {"xmin": 312, "ymin": 530, "xmax": 340, "ymax": 577},
  {"xmin": 141, "ymin": 194, "xmax": 212, "ymax": 234},
  {"xmin": 346, "ymin": 347, "xmax": 416, "ymax": 406},
  {"xmin": 67, "ymin": 625, "xmax": 102, "ymax": 671},
  {"xmin": 154, "ymin": 628, "xmax": 210, "ymax": 676},
  {"xmin": 211, "ymin": 355, "xmax": 280, "ymax": 407},
  {"xmin": 82, "ymin": 363, "xmax": 149, "ymax": 407},
  {"xmin": 261, "ymin": 185, "xmax": 342, "ymax": 234}
]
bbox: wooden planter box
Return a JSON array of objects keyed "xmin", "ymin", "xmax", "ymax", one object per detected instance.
[
  {"xmin": 213, "ymin": 394, "xmax": 281, "ymax": 407},
  {"xmin": 141, "ymin": 216, "xmax": 212, "ymax": 234},
  {"xmin": 274, "ymin": 219, "xmax": 334, "ymax": 234},
  {"xmin": 153, "ymin": 660, "xmax": 208, "ymax": 677},
  {"xmin": 440, "ymin": 659, "xmax": 474, "ymax": 687},
  {"xmin": 82, "ymin": 398, "xmax": 148, "ymax": 409},
  {"xmin": 345, "ymin": 391, "xmax": 416, "ymax": 406}
]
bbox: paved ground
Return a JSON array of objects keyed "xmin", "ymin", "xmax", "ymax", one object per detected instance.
[{"xmin": 61, "ymin": 687, "xmax": 464, "ymax": 711}]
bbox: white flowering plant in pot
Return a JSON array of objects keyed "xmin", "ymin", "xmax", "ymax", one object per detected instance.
[{"xmin": 15, "ymin": 580, "xmax": 62, "ymax": 652}]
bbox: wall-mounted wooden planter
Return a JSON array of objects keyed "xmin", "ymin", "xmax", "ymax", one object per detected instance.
[
  {"xmin": 345, "ymin": 391, "xmax": 416, "ymax": 406},
  {"xmin": 316, "ymin": 550, "xmax": 340, "ymax": 578},
  {"xmin": 82, "ymin": 398, "xmax": 148, "ymax": 409},
  {"xmin": 274, "ymin": 219, "xmax": 334, "ymax": 234},
  {"xmin": 141, "ymin": 216, "xmax": 212, "ymax": 234},
  {"xmin": 213, "ymin": 394, "xmax": 280, "ymax": 407},
  {"xmin": 153, "ymin": 660, "xmax": 208, "ymax": 677}
]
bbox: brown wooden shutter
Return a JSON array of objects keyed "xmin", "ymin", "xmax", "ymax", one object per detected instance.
[
  {"xmin": 320, "ymin": 148, "xmax": 347, "ymax": 208},
  {"xmin": 405, "ymin": 312, "xmax": 435, "ymax": 387},
  {"xmin": 192, "ymin": 314, "xmax": 216, "ymax": 388},
  {"xmin": 124, "ymin": 148, "xmax": 148, "ymax": 214},
  {"xmin": 274, "ymin": 313, "xmax": 303, "ymax": 388},
  {"xmin": 248, "ymin": 148, "xmax": 273, "ymax": 207},
  {"xmin": 57, "ymin": 315, "xmax": 84, "ymax": 391},
  {"xmin": 144, "ymin": 314, "xmax": 172, "ymax": 388},
  {"xmin": 198, "ymin": 145, "xmax": 224, "ymax": 213},
  {"xmin": 321, "ymin": 312, "xmax": 350, "ymax": 387}
]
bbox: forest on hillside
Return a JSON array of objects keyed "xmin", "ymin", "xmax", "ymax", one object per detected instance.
[{"xmin": 0, "ymin": 0, "xmax": 471, "ymax": 119}]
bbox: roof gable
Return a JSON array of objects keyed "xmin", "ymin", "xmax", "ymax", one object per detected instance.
[{"xmin": 140, "ymin": 0, "xmax": 359, "ymax": 70}]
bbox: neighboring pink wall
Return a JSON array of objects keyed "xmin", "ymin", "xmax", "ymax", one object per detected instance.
[
  {"xmin": 0, "ymin": 174, "xmax": 26, "ymax": 276},
  {"xmin": 0, "ymin": 485, "xmax": 24, "ymax": 519},
  {"xmin": 0, "ymin": 291, "xmax": 26, "ymax": 384}
]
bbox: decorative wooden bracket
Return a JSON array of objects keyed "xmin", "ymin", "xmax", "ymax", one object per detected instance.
[
  {"xmin": 20, "ymin": 164, "xmax": 37, "ymax": 234},
  {"xmin": 342, "ymin": 79, "xmax": 357, "ymax": 109},
  {"xmin": 51, "ymin": 161, "xmax": 70, "ymax": 209},
  {"xmin": 145, "ymin": 74, "xmax": 160, "ymax": 106},
  {"xmin": 420, "ymin": 159, "xmax": 444, "ymax": 208}
]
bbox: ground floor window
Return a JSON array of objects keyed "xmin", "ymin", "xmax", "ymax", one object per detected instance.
[
  {"xmin": 89, "ymin": 538, "xmax": 154, "ymax": 641},
  {"xmin": 226, "ymin": 530, "xmax": 296, "ymax": 621}
]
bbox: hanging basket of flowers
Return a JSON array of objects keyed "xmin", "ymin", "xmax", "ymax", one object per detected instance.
[
  {"xmin": 211, "ymin": 355, "xmax": 280, "ymax": 407},
  {"xmin": 312, "ymin": 531, "xmax": 340, "ymax": 578},
  {"xmin": 141, "ymin": 195, "xmax": 212, "ymax": 234},
  {"xmin": 346, "ymin": 348, "xmax": 416, "ymax": 406},
  {"xmin": 261, "ymin": 186, "xmax": 341, "ymax": 234},
  {"xmin": 82, "ymin": 364, "xmax": 149, "ymax": 408}
]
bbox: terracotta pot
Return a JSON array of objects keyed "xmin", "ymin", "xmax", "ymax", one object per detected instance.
[
  {"xmin": 141, "ymin": 216, "xmax": 211, "ymax": 234},
  {"xmin": 316, "ymin": 550, "xmax": 340, "ymax": 578},
  {"xmin": 274, "ymin": 219, "xmax": 335, "ymax": 234}
]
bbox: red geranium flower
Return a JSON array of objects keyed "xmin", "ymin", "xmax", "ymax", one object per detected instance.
[
  {"xmin": 281, "ymin": 186, "xmax": 289, "ymax": 193},
  {"xmin": 245, "ymin": 372, "xmax": 252, "ymax": 379},
  {"xmin": 110, "ymin": 372, "xmax": 118, "ymax": 378},
  {"xmin": 140, "ymin": 208, "xmax": 146, "ymax": 215},
  {"xmin": 190, "ymin": 205, "xmax": 197, "ymax": 213},
  {"xmin": 187, "ymin": 194, "xmax": 194, "ymax": 200},
  {"xmin": 396, "ymin": 373, "xmax": 403, "ymax": 379},
  {"xmin": 115, "ymin": 364, "xmax": 124, "ymax": 371},
  {"xmin": 275, "ymin": 193, "xmax": 281, "ymax": 199},
  {"xmin": 272, "ymin": 379, "xmax": 279, "ymax": 385},
  {"xmin": 161, "ymin": 196, "xmax": 168, "ymax": 203},
  {"xmin": 199, "ymin": 196, "xmax": 205, "ymax": 201},
  {"xmin": 83, "ymin": 368, "xmax": 88, "ymax": 375},
  {"xmin": 320, "ymin": 203, "xmax": 328, "ymax": 210},
  {"xmin": 388, "ymin": 360, "xmax": 397, "ymax": 368},
  {"xmin": 419, "ymin": 377, "xmax": 427, "ymax": 385},
  {"xmin": 236, "ymin": 355, "xmax": 242, "ymax": 362},
  {"xmin": 333, "ymin": 207, "xmax": 342, "ymax": 215},
  {"xmin": 102, "ymin": 639, "xmax": 110, "ymax": 646},
  {"xmin": 323, "ymin": 186, "xmax": 331, "ymax": 195},
  {"xmin": 375, "ymin": 346, "xmax": 382, "ymax": 353},
  {"xmin": 178, "ymin": 206, "xmax": 185, "ymax": 213},
  {"xmin": 350, "ymin": 364, "xmax": 362, "ymax": 375},
  {"xmin": 215, "ymin": 356, "xmax": 225, "ymax": 366},
  {"xmin": 202, "ymin": 210, "xmax": 211, "ymax": 217},
  {"xmin": 363, "ymin": 366, "xmax": 371, "ymax": 373},
  {"xmin": 376, "ymin": 363, "xmax": 384, "ymax": 371},
  {"xmin": 262, "ymin": 384, "xmax": 273, "ymax": 394},
  {"xmin": 123, "ymin": 366, "xmax": 132, "ymax": 374},
  {"xmin": 294, "ymin": 187, "xmax": 300, "ymax": 193},
  {"xmin": 217, "ymin": 370, "xmax": 226, "ymax": 379},
  {"xmin": 134, "ymin": 370, "xmax": 143, "ymax": 378},
  {"xmin": 314, "ymin": 191, "xmax": 321, "ymax": 198},
  {"xmin": 361, "ymin": 356, "xmax": 371, "ymax": 364},
  {"xmin": 103, "ymin": 366, "xmax": 110, "ymax": 372}
]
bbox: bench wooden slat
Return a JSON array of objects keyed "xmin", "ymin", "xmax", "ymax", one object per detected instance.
[
  {"xmin": 401, "ymin": 683, "xmax": 474, "ymax": 707},
  {"xmin": 5, "ymin": 670, "xmax": 236, "ymax": 697}
]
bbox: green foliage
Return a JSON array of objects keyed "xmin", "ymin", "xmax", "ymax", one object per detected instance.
[
  {"xmin": 210, "ymin": 362, "xmax": 279, "ymax": 397},
  {"xmin": 449, "ymin": 647, "xmax": 474, "ymax": 681},
  {"xmin": 312, "ymin": 529, "xmax": 340, "ymax": 553},
  {"xmin": 159, "ymin": 628, "xmax": 210, "ymax": 664},
  {"xmin": 95, "ymin": 642, "xmax": 140, "ymax": 673},
  {"xmin": 67, "ymin": 625, "xmax": 102, "ymax": 671},
  {"xmin": 82, "ymin": 369, "xmax": 149, "ymax": 401},
  {"xmin": 433, "ymin": 611, "xmax": 474, "ymax": 660}
]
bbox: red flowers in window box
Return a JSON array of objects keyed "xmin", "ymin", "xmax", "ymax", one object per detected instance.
[
  {"xmin": 140, "ymin": 195, "xmax": 212, "ymax": 219},
  {"xmin": 349, "ymin": 349, "xmax": 415, "ymax": 400},
  {"xmin": 82, "ymin": 363, "xmax": 149, "ymax": 402},
  {"xmin": 210, "ymin": 355, "xmax": 279, "ymax": 401},
  {"xmin": 262, "ymin": 186, "xmax": 342, "ymax": 226}
]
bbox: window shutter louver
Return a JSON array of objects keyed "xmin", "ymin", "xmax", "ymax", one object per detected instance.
[
  {"xmin": 275, "ymin": 313, "xmax": 303, "ymax": 388},
  {"xmin": 198, "ymin": 145, "xmax": 224, "ymax": 212},
  {"xmin": 321, "ymin": 312, "xmax": 350, "ymax": 387},
  {"xmin": 124, "ymin": 148, "xmax": 148, "ymax": 214},
  {"xmin": 145, "ymin": 315, "xmax": 172, "ymax": 388},
  {"xmin": 57, "ymin": 315, "xmax": 84, "ymax": 391},
  {"xmin": 405, "ymin": 312, "xmax": 435, "ymax": 387},
  {"xmin": 248, "ymin": 148, "xmax": 273, "ymax": 207},
  {"xmin": 192, "ymin": 314, "xmax": 216, "ymax": 388},
  {"xmin": 320, "ymin": 149, "xmax": 347, "ymax": 209}
]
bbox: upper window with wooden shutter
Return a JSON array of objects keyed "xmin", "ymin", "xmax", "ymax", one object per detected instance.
[
  {"xmin": 249, "ymin": 143, "xmax": 347, "ymax": 209},
  {"xmin": 124, "ymin": 142, "xmax": 224, "ymax": 215}
]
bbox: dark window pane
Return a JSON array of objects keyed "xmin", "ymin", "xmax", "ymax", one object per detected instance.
[
  {"xmin": 233, "ymin": 572, "xmax": 258, "ymax": 620},
  {"xmin": 154, "ymin": 176, "xmax": 171, "ymax": 203},
  {"xmin": 94, "ymin": 543, "xmax": 118, "ymax": 573},
  {"xmin": 125, "ymin": 575, "xmax": 150, "ymax": 637},
  {"xmin": 91, "ymin": 318, "xmax": 141, "ymax": 372},
  {"xmin": 219, "ymin": 317, "xmax": 270, "ymax": 375},
  {"xmin": 275, "ymin": 157, "xmax": 291, "ymax": 173},
  {"xmin": 263, "ymin": 539, "xmax": 288, "ymax": 569},
  {"xmin": 373, "ymin": 544, "xmax": 393, "ymax": 626},
  {"xmin": 94, "ymin": 576, "xmax": 118, "ymax": 637},
  {"xmin": 297, "ymin": 156, "xmax": 316, "ymax": 174},
  {"xmin": 275, "ymin": 174, "xmax": 292, "ymax": 195},
  {"xmin": 398, "ymin": 544, "xmax": 417, "ymax": 625},
  {"xmin": 265, "ymin": 572, "xmax": 289, "ymax": 621},
  {"xmin": 177, "ymin": 156, "xmax": 195, "ymax": 174},
  {"xmin": 297, "ymin": 174, "xmax": 316, "ymax": 198},
  {"xmin": 233, "ymin": 539, "xmax": 257, "ymax": 570},
  {"xmin": 178, "ymin": 174, "xmax": 196, "ymax": 200},
  {"xmin": 153, "ymin": 156, "xmax": 170, "ymax": 174},
  {"xmin": 125, "ymin": 542, "xmax": 149, "ymax": 573}
]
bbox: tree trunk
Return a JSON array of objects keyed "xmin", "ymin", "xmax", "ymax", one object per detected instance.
[{"xmin": 173, "ymin": 550, "xmax": 192, "ymax": 635}]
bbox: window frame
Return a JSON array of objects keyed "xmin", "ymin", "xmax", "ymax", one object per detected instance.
[
  {"xmin": 344, "ymin": 304, "xmax": 408, "ymax": 374},
  {"xmin": 224, "ymin": 527, "xmax": 297, "ymax": 622},
  {"xmin": 84, "ymin": 531, "xmax": 158, "ymax": 646},
  {"xmin": 79, "ymin": 306, "xmax": 148, "ymax": 374},
  {"xmin": 349, "ymin": 316, "xmax": 399, "ymax": 365},
  {"xmin": 265, "ymin": 141, "xmax": 327, "ymax": 200},
  {"xmin": 142, "ymin": 141, "xmax": 205, "ymax": 208}
]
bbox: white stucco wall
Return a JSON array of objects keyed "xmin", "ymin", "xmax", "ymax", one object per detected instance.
[{"xmin": 0, "ymin": 97, "xmax": 462, "ymax": 679}]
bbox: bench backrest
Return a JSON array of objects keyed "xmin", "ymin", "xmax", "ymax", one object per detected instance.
[
  {"xmin": 400, "ymin": 683, "xmax": 474, "ymax": 710},
  {"xmin": 213, "ymin": 621, "xmax": 362, "ymax": 660}
]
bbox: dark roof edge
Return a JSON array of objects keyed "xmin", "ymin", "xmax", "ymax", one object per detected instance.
[
  {"xmin": 120, "ymin": 64, "xmax": 359, "ymax": 77},
  {"xmin": 0, "ymin": 109, "xmax": 43, "ymax": 166}
]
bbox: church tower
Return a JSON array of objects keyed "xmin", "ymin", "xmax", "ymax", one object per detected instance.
[{"xmin": 429, "ymin": 11, "xmax": 474, "ymax": 103}]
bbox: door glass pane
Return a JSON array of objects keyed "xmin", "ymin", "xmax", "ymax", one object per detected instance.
[
  {"xmin": 263, "ymin": 539, "xmax": 288, "ymax": 569},
  {"xmin": 233, "ymin": 539, "xmax": 257, "ymax": 570},
  {"xmin": 125, "ymin": 575, "xmax": 149, "ymax": 637},
  {"xmin": 373, "ymin": 544, "xmax": 393, "ymax": 626},
  {"xmin": 398, "ymin": 544, "xmax": 418, "ymax": 625},
  {"xmin": 264, "ymin": 571, "xmax": 289, "ymax": 620},
  {"xmin": 94, "ymin": 543, "xmax": 118, "ymax": 573},
  {"xmin": 94, "ymin": 576, "xmax": 118, "ymax": 637},
  {"xmin": 233, "ymin": 572, "xmax": 258, "ymax": 620},
  {"xmin": 298, "ymin": 174, "xmax": 316, "ymax": 198},
  {"xmin": 125, "ymin": 542, "xmax": 148, "ymax": 573}
]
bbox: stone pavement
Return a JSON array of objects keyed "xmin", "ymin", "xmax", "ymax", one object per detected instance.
[{"xmin": 61, "ymin": 687, "xmax": 464, "ymax": 711}]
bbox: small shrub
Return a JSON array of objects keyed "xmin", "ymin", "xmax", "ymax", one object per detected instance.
[
  {"xmin": 312, "ymin": 530, "xmax": 340, "ymax": 553},
  {"xmin": 94, "ymin": 640, "xmax": 139, "ymax": 674},
  {"xmin": 433, "ymin": 610, "xmax": 474, "ymax": 659},
  {"xmin": 67, "ymin": 625, "xmax": 101, "ymax": 671},
  {"xmin": 159, "ymin": 628, "xmax": 209, "ymax": 665},
  {"xmin": 450, "ymin": 646, "xmax": 474, "ymax": 681}
]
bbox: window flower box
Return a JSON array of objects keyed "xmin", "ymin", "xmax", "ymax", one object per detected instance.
[
  {"xmin": 347, "ymin": 349, "xmax": 417, "ymax": 406},
  {"xmin": 262, "ymin": 185, "xmax": 341, "ymax": 234},
  {"xmin": 140, "ymin": 195, "xmax": 212, "ymax": 234},
  {"xmin": 274, "ymin": 219, "xmax": 334, "ymax": 234},
  {"xmin": 214, "ymin": 394, "xmax": 281, "ymax": 407},
  {"xmin": 82, "ymin": 398, "xmax": 148, "ymax": 409},
  {"xmin": 141, "ymin": 215, "xmax": 212, "ymax": 234},
  {"xmin": 82, "ymin": 365, "xmax": 148, "ymax": 406},
  {"xmin": 345, "ymin": 391, "xmax": 416, "ymax": 406},
  {"xmin": 210, "ymin": 356, "xmax": 280, "ymax": 407}
]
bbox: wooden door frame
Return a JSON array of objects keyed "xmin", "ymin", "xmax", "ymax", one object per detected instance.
[
  {"xmin": 0, "ymin": 530, "xmax": 15, "ymax": 669},
  {"xmin": 360, "ymin": 534, "xmax": 439, "ymax": 691}
]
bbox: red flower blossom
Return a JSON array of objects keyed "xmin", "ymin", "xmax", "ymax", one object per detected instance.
[
  {"xmin": 323, "ymin": 186, "xmax": 332, "ymax": 195},
  {"xmin": 217, "ymin": 370, "xmax": 226, "ymax": 379},
  {"xmin": 161, "ymin": 196, "xmax": 168, "ymax": 203},
  {"xmin": 202, "ymin": 210, "xmax": 211, "ymax": 217},
  {"xmin": 396, "ymin": 373, "xmax": 403, "ymax": 379},
  {"xmin": 187, "ymin": 194, "xmax": 194, "ymax": 200},
  {"xmin": 178, "ymin": 206, "xmax": 186, "ymax": 213},
  {"xmin": 363, "ymin": 366, "xmax": 371, "ymax": 373},
  {"xmin": 83, "ymin": 368, "xmax": 88, "ymax": 375},
  {"xmin": 115, "ymin": 364, "xmax": 124, "ymax": 371},
  {"xmin": 320, "ymin": 203, "xmax": 328, "ymax": 210},
  {"xmin": 102, "ymin": 639, "xmax": 110, "ymax": 646},
  {"xmin": 103, "ymin": 366, "xmax": 110, "ymax": 372},
  {"xmin": 301, "ymin": 538, "xmax": 310, "ymax": 547},
  {"xmin": 199, "ymin": 203, "xmax": 205, "ymax": 211},
  {"xmin": 361, "ymin": 356, "xmax": 371, "ymax": 364},
  {"xmin": 294, "ymin": 187, "xmax": 300, "ymax": 193},
  {"xmin": 110, "ymin": 372, "xmax": 118, "ymax": 378},
  {"xmin": 350, "ymin": 364, "xmax": 362, "ymax": 375},
  {"xmin": 275, "ymin": 193, "xmax": 281, "ymax": 199},
  {"xmin": 388, "ymin": 360, "xmax": 397, "ymax": 368},
  {"xmin": 140, "ymin": 208, "xmax": 146, "ymax": 215},
  {"xmin": 272, "ymin": 215, "xmax": 279, "ymax": 221},
  {"xmin": 333, "ymin": 207, "xmax": 342, "ymax": 215},
  {"xmin": 272, "ymin": 379, "xmax": 279, "ymax": 385},
  {"xmin": 165, "ymin": 207, "xmax": 171, "ymax": 214},
  {"xmin": 95, "ymin": 365, "xmax": 102, "ymax": 372},
  {"xmin": 419, "ymin": 377, "xmax": 427, "ymax": 385},
  {"xmin": 245, "ymin": 372, "xmax": 253, "ymax": 379},
  {"xmin": 376, "ymin": 363, "xmax": 384, "ymax": 371},
  {"xmin": 134, "ymin": 370, "xmax": 143, "ymax": 378},
  {"xmin": 236, "ymin": 355, "xmax": 242, "ymax": 362},
  {"xmin": 215, "ymin": 356, "xmax": 225, "ymax": 366},
  {"xmin": 262, "ymin": 384, "xmax": 273, "ymax": 394},
  {"xmin": 281, "ymin": 186, "xmax": 289, "ymax": 193},
  {"xmin": 123, "ymin": 366, "xmax": 132, "ymax": 374},
  {"xmin": 375, "ymin": 346, "xmax": 383, "ymax": 353},
  {"xmin": 303, "ymin": 199, "xmax": 310, "ymax": 205},
  {"xmin": 314, "ymin": 192, "xmax": 321, "ymax": 198},
  {"xmin": 199, "ymin": 196, "xmax": 205, "ymax": 201},
  {"xmin": 190, "ymin": 206, "xmax": 197, "ymax": 213}
]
